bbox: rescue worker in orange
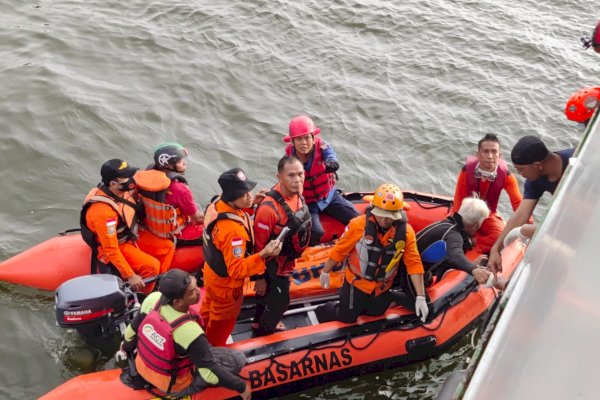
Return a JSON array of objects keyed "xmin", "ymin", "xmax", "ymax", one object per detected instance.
[
  {"xmin": 284, "ymin": 115, "xmax": 359, "ymax": 245},
  {"xmin": 81, "ymin": 159, "xmax": 160, "ymax": 293},
  {"xmin": 317, "ymin": 184, "xmax": 429, "ymax": 323},
  {"xmin": 452, "ymin": 133, "xmax": 524, "ymax": 253},
  {"xmin": 123, "ymin": 269, "xmax": 251, "ymax": 400},
  {"xmin": 135, "ymin": 143, "xmax": 204, "ymax": 247},
  {"xmin": 252, "ymin": 156, "xmax": 312, "ymax": 335},
  {"xmin": 201, "ymin": 168, "xmax": 282, "ymax": 346}
]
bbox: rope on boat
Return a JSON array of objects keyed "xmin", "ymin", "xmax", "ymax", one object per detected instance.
[{"xmin": 237, "ymin": 307, "xmax": 450, "ymax": 382}]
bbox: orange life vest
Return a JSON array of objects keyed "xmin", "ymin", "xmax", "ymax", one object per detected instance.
[
  {"xmin": 134, "ymin": 169, "xmax": 188, "ymax": 239},
  {"xmin": 80, "ymin": 186, "xmax": 139, "ymax": 245},
  {"xmin": 202, "ymin": 199, "xmax": 254, "ymax": 278},
  {"xmin": 345, "ymin": 210, "xmax": 407, "ymax": 296}
]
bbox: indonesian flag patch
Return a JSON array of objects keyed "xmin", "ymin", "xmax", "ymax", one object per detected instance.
[
  {"xmin": 231, "ymin": 237, "xmax": 244, "ymax": 258},
  {"xmin": 106, "ymin": 218, "xmax": 117, "ymax": 236}
]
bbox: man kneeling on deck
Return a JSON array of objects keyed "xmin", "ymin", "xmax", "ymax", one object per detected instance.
[
  {"xmin": 122, "ymin": 269, "xmax": 251, "ymax": 400},
  {"xmin": 416, "ymin": 197, "xmax": 504, "ymax": 289},
  {"xmin": 317, "ymin": 183, "xmax": 429, "ymax": 323}
]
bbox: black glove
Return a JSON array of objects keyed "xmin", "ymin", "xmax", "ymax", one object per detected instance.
[{"xmin": 324, "ymin": 161, "xmax": 339, "ymax": 173}]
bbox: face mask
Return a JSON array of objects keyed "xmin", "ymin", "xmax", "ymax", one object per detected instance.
[{"xmin": 115, "ymin": 177, "xmax": 135, "ymax": 191}]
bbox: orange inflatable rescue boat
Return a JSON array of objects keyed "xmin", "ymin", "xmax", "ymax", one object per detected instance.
[
  {"xmin": 0, "ymin": 191, "xmax": 452, "ymax": 292},
  {"xmin": 36, "ymin": 191, "xmax": 527, "ymax": 400},
  {"xmin": 41, "ymin": 239, "xmax": 525, "ymax": 400}
]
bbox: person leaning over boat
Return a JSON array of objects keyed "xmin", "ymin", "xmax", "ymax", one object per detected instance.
[
  {"xmin": 122, "ymin": 269, "xmax": 251, "ymax": 400},
  {"xmin": 416, "ymin": 197, "xmax": 504, "ymax": 289},
  {"xmin": 135, "ymin": 143, "xmax": 205, "ymax": 247},
  {"xmin": 317, "ymin": 183, "xmax": 429, "ymax": 323},
  {"xmin": 201, "ymin": 168, "xmax": 282, "ymax": 346},
  {"xmin": 81, "ymin": 159, "xmax": 163, "ymax": 293},
  {"xmin": 252, "ymin": 156, "xmax": 312, "ymax": 336},
  {"xmin": 565, "ymin": 86, "xmax": 600, "ymax": 129},
  {"xmin": 452, "ymin": 133, "xmax": 525, "ymax": 253},
  {"xmin": 283, "ymin": 115, "xmax": 359, "ymax": 245},
  {"xmin": 488, "ymin": 136, "xmax": 575, "ymax": 274}
]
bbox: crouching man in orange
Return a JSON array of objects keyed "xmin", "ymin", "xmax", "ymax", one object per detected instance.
[
  {"xmin": 122, "ymin": 269, "xmax": 251, "ymax": 400},
  {"xmin": 317, "ymin": 184, "xmax": 429, "ymax": 323},
  {"xmin": 201, "ymin": 168, "xmax": 282, "ymax": 346},
  {"xmin": 81, "ymin": 159, "xmax": 161, "ymax": 293}
]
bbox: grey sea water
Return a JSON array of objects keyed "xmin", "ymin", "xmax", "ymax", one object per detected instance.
[{"xmin": 0, "ymin": 0, "xmax": 597, "ymax": 398}]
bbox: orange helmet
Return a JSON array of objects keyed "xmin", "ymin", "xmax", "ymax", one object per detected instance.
[
  {"xmin": 284, "ymin": 115, "xmax": 321, "ymax": 142},
  {"xmin": 370, "ymin": 184, "xmax": 404, "ymax": 220},
  {"xmin": 565, "ymin": 87, "xmax": 600, "ymax": 123}
]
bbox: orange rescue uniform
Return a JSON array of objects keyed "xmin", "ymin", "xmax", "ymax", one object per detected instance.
[
  {"xmin": 84, "ymin": 189, "xmax": 160, "ymax": 294},
  {"xmin": 328, "ymin": 214, "xmax": 424, "ymax": 296},
  {"xmin": 200, "ymin": 200, "xmax": 266, "ymax": 346}
]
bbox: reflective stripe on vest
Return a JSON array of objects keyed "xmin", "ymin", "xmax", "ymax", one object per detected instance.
[
  {"xmin": 135, "ymin": 169, "xmax": 188, "ymax": 239},
  {"xmin": 464, "ymin": 155, "xmax": 508, "ymax": 213},
  {"xmin": 285, "ymin": 137, "xmax": 336, "ymax": 203}
]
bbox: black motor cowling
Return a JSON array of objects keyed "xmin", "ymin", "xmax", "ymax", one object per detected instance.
[{"xmin": 55, "ymin": 274, "xmax": 134, "ymax": 338}]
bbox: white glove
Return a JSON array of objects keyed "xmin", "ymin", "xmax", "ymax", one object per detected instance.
[
  {"xmin": 320, "ymin": 271, "xmax": 330, "ymax": 289},
  {"xmin": 415, "ymin": 296, "xmax": 429, "ymax": 322}
]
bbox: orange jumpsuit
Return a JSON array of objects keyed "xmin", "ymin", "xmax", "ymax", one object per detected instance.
[
  {"xmin": 136, "ymin": 229, "xmax": 175, "ymax": 274},
  {"xmin": 200, "ymin": 200, "xmax": 266, "ymax": 346},
  {"xmin": 452, "ymin": 169, "xmax": 522, "ymax": 253},
  {"xmin": 85, "ymin": 199, "xmax": 160, "ymax": 294}
]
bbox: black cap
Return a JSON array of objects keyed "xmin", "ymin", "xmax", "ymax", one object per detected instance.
[
  {"xmin": 158, "ymin": 269, "xmax": 191, "ymax": 303},
  {"xmin": 511, "ymin": 136, "xmax": 549, "ymax": 165},
  {"xmin": 218, "ymin": 168, "xmax": 257, "ymax": 202},
  {"xmin": 100, "ymin": 159, "xmax": 138, "ymax": 184}
]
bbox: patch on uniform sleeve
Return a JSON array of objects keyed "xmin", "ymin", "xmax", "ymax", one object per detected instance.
[
  {"xmin": 232, "ymin": 246, "xmax": 243, "ymax": 258},
  {"xmin": 257, "ymin": 222, "xmax": 270, "ymax": 231},
  {"xmin": 106, "ymin": 218, "xmax": 117, "ymax": 236},
  {"xmin": 231, "ymin": 237, "xmax": 243, "ymax": 246}
]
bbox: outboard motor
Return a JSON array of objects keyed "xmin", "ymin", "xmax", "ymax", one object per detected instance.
[{"xmin": 55, "ymin": 274, "xmax": 140, "ymax": 339}]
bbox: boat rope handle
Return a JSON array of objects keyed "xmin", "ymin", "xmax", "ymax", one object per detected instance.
[
  {"xmin": 409, "ymin": 196, "xmax": 453, "ymax": 211},
  {"xmin": 238, "ymin": 315, "xmax": 433, "ymax": 382},
  {"xmin": 237, "ymin": 280, "xmax": 478, "ymax": 382}
]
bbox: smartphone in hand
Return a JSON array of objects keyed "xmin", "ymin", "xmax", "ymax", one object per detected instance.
[{"xmin": 276, "ymin": 226, "xmax": 291, "ymax": 242}]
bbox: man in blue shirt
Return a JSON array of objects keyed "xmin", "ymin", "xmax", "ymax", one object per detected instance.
[{"xmin": 488, "ymin": 135, "xmax": 575, "ymax": 273}]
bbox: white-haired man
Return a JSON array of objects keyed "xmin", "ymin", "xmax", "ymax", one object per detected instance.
[{"xmin": 415, "ymin": 197, "xmax": 503, "ymax": 288}]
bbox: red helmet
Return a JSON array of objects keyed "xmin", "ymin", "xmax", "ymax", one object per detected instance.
[
  {"xmin": 284, "ymin": 115, "xmax": 321, "ymax": 142},
  {"xmin": 565, "ymin": 87, "xmax": 600, "ymax": 123}
]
